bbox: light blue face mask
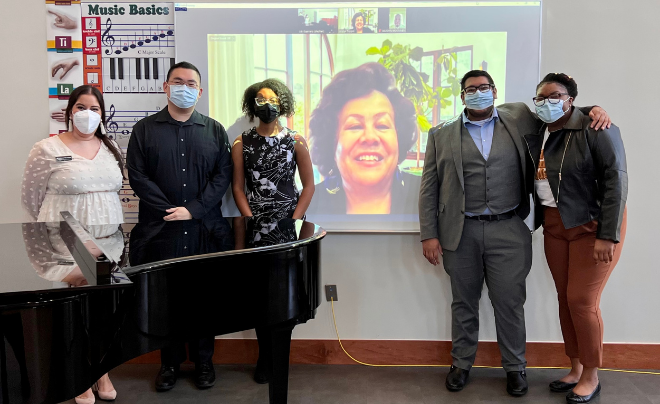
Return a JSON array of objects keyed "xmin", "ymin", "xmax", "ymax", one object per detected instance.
[
  {"xmin": 535, "ymin": 98, "xmax": 569, "ymax": 123},
  {"xmin": 464, "ymin": 90, "xmax": 494, "ymax": 111},
  {"xmin": 168, "ymin": 85, "xmax": 199, "ymax": 109}
]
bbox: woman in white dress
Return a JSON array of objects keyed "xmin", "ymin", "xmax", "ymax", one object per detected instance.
[
  {"xmin": 22, "ymin": 85, "xmax": 123, "ymax": 226},
  {"xmin": 21, "ymin": 85, "xmax": 122, "ymax": 404}
]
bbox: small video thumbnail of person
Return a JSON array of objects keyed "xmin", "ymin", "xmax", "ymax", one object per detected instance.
[
  {"xmin": 338, "ymin": 7, "xmax": 378, "ymax": 33},
  {"xmin": 389, "ymin": 8, "xmax": 406, "ymax": 31},
  {"xmin": 297, "ymin": 8, "xmax": 338, "ymax": 33}
]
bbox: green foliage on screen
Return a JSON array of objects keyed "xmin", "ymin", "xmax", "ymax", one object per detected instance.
[{"xmin": 367, "ymin": 40, "xmax": 459, "ymax": 169}]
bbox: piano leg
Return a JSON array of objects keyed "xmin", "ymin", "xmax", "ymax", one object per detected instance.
[
  {"xmin": 0, "ymin": 327, "xmax": 7, "ymax": 404},
  {"xmin": 265, "ymin": 323, "xmax": 294, "ymax": 404},
  {"xmin": 0, "ymin": 314, "xmax": 30, "ymax": 403}
]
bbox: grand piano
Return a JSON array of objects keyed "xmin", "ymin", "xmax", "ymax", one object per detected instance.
[{"xmin": 0, "ymin": 212, "xmax": 325, "ymax": 404}]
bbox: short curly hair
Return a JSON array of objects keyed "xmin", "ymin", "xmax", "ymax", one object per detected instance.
[
  {"xmin": 536, "ymin": 73, "xmax": 578, "ymax": 99},
  {"xmin": 352, "ymin": 12, "xmax": 365, "ymax": 30},
  {"xmin": 309, "ymin": 62, "xmax": 417, "ymax": 177},
  {"xmin": 241, "ymin": 78, "xmax": 295, "ymax": 123}
]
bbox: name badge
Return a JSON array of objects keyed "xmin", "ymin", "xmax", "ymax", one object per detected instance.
[{"xmin": 55, "ymin": 156, "xmax": 73, "ymax": 162}]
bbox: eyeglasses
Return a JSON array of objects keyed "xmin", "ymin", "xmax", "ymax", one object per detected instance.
[
  {"xmin": 533, "ymin": 92, "xmax": 569, "ymax": 106},
  {"xmin": 463, "ymin": 84, "xmax": 493, "ymax": 95},
  {"xmin": 168, "ymin": 80, "xmax": 199, "ymax": 89},
  {"xmin": 255, "ymin": 97, "xmax": 280, "ymax": 106}
]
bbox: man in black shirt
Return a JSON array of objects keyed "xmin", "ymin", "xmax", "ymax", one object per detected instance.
[{"xmin": 127, "ymin": 61, "xmax": 232, "ymax": 392}]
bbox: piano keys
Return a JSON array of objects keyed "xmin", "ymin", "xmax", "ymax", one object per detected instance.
[
  {"xmin": 0, "ymin": 213, "xmax": 325, "ymax": 404},
  {"xmin": 101, "ymin": 57, "xmax": 175, "ymax": 93}
]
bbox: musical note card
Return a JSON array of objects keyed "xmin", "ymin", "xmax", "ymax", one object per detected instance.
[{"xmin": 103, "ymin": 93, "xmax": 164, "ymax": 147}]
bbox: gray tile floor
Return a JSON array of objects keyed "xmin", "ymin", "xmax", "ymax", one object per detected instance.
[{"xmin": 64, "ymin": 364, "xmax": 660, "ymax": 404}]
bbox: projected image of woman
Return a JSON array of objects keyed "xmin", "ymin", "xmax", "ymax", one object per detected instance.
[
  {"xmin": 351, "ymin": 12, "xmax": 373, "ymax": 33},
  {"xmin": 308, "ymin": 62, "xmax": 419, "ymax": 214}
]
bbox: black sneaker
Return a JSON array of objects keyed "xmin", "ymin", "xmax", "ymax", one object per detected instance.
[{"xmin": 194, "ymin": 362, "xmax": 216, "ymax": 389}]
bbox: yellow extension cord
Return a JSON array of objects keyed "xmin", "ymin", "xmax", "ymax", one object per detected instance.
[{"xmin": 329, "ymin": 298, "xmax": 660, "ymax": 376}]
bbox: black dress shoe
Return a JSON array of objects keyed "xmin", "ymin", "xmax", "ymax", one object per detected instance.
[
  {"xmin": 506, "ymin": 371, "xmax": 528, "ymax": 396},
  {"xmin": 566, "ymin": 382, "xmax": 601, "ymax": 403},
  {"xmin": 155, "ymin": 365, "xmax": 179, "ymax": 392},
  {"xmin": 194, "ymin": 362, "xmax": 216, "ymax": 389},
  {"xmin": 445, "ymin": 365, "xmax": 470, "ymax": 392},
  {"xmin": 550, "ymin": 379, "xmax": 578, "ymax": 392},
  {"xmin": 253, "ymin": 360, "xmax": 269, "ymax": 384}
]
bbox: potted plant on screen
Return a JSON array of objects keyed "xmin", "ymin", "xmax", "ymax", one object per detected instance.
[{"xmin": 367, "ymin": 40, "xmax": 459, "ymax": 174}]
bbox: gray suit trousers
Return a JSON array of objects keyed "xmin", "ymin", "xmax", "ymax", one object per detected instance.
[{"xmin": 442, "ymin": 215, "xmax": 532, "ymax": 372}]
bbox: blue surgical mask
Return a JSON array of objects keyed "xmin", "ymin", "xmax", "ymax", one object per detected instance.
[
  {"xmin": 168, "ymin": 85, "xmax": 199, "ymax": 109},
  {"xmin": 535, "ymin": 99, "xmax": 568, "ymax": 123},
  {"xmin": 464, "ymin": 90, "xmax": 494, "ymax": 111}
]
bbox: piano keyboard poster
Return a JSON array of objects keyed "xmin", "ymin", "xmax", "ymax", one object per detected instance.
[{"xmin": 81, "ymin": 2, "xmax": 175, "ymax": 223}]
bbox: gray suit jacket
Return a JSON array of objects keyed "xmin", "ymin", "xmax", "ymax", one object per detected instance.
[{"xmin": 418, "ymin": 102, "xmax": 539, "ymax": 251}]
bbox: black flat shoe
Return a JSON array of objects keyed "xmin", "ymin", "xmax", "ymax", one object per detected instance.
[
  {"xmin": 155, "ymin": 365, "xmax": 179, "ymax": 392},
  {"xmin": 566, "ymin": 382, "xmax": 601, "ymax": 403},
  {"xmin": 253, "ymin": 360, "xmax": 269, "ymax": 384},
  {"xmin": 506, "ymin": 371, "xmax": 528, "ymax": 396},
  {"xmin": 445, "ymin": 365, "xmax": 469, "ymax": 392},
  {"xmin": 550, "ymin": 379, "xmax": 578, "ymax": 392},
  {"xmin": 194, "ymin": 362, "xmax": 216, "ymax": 389}
]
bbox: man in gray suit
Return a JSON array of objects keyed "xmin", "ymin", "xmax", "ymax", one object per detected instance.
[{"xmin": 418, "ymin": 70, "xmax": 609, "ymax": 396}]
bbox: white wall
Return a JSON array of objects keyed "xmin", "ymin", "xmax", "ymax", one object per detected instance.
[{"xmin": 2, "ymin": 0, "xmax": 658, "ymax": 343}]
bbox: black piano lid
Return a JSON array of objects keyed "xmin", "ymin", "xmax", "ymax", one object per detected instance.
[
  {"xmin": 0, "ymin": 220, "xmax": 131, "ymax": 308},
  {"xmin": 124, "ymin": 216, "xmax": 326, "ymax": 276},
  {"xmin": 0, "ymin": 216, "xmax": 325, "ymax": 305}
]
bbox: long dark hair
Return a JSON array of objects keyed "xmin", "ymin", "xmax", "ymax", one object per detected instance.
[{"xmin": 65, "ymin": 85, "xmax": 125, "ymax": 175}]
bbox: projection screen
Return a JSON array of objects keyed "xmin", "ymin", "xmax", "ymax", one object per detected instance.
[{"xmin": 174, "ymin": 1, "xmax": 542, "ymax": 232}]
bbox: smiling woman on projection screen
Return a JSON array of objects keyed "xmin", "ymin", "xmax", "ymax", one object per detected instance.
[{"xmin": 308, "ymin": 62, "xmax": 420, "ymax": 215}]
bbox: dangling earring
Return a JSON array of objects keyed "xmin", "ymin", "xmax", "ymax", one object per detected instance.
[
  {"xmin": 68, "ymin": 120, "xmax": 73, "ymax": 132},
  {"xmin": 100, "ymin": 123, "xmax": 107, "ymax": 135}
]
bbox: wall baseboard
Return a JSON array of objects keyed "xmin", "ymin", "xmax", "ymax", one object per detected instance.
[{"xmin": 127, "ymin": 340, "xmax": 660, "ymax": 369}]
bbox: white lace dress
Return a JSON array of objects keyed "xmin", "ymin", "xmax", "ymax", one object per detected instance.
[{"xmin": 21, "ymin": 136, "xmax": 124, "ymax": 225}]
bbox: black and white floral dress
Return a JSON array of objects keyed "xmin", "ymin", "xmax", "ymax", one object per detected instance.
[{"xmin": 242, "ymin": 127, "xmax": 300, "ymax": 222}]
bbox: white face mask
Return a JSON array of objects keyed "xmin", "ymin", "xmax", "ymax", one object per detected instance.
[{"xmin": 72, "ymin": 110, "xmax": 102, "ymax": 135}]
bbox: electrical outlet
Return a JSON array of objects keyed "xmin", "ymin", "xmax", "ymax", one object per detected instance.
[{"xmin": 325, "ymin": 285, "xmax": 338, "ymax": 302}]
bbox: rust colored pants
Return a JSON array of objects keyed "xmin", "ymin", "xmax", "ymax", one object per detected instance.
[{"xmin": 543, "ymin": 207, "xmax": 627, "ymax": 368}]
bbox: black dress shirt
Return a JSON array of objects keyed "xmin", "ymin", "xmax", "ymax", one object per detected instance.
[{"xmin": 127, "ymin": 107, "xmax": 232, "ymax": 222}]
